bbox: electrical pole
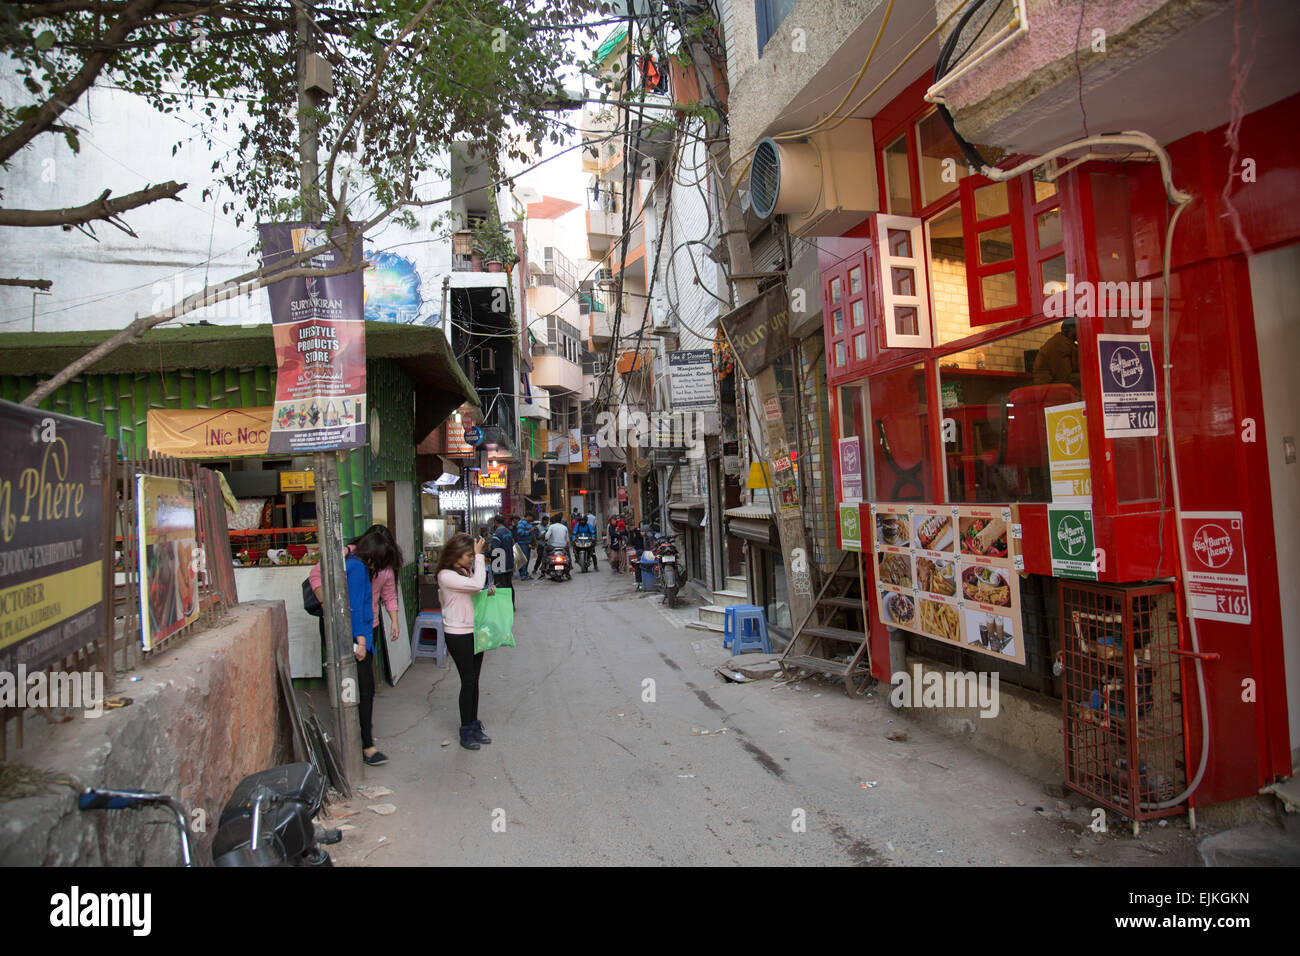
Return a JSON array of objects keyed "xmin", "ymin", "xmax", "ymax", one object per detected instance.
[{"xmin": 297, "ymin": 0, "xmax": 362, "ymax": 785}]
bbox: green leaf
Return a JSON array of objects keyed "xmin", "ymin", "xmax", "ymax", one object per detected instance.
[
  {"xmin": 34, "ymin": 30, "xmax": 56, "ymax": 51},
  {"xmin": 63, "ymin": 127, "xmax": 79, "ymax": 153}
]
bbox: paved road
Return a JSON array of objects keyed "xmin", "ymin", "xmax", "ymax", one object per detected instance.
[{"xmin": 328, "ymin": 562, "xmax": 1199, "ymax": 866}]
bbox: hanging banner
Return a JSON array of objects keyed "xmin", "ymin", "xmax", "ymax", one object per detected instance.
[
  {"xmin": 838, "ymin": 502, "xmax": 862, "ymax": 552},
  {"xmin": 1043, "ymin": 402, "xmax": 1092, "ymax": 502},
  {"xmin": 870, "ymin": 501, "xmax": 1025, "ymax": 665},
  {"xmin": 1180, "ymin": 511, "xmax": 1251, "ymax": 624},
  {"xmin": 445, "ymin": 421, "xmax": 475, "ymax": 458},
  {"xmin": 838, "ymin": 436, "xmax": 864, "ymax": 501},
  {"xmin": 0, "ymin": 401, "xmax": 104, "ymax": 673},
  {"xmin": 667, "ymin": 349, "xmax": 716, "ymax": 409},
  {"xmin": 719, "ymin": 284, "xmax": 791, "ymax": 379},
  {"xmin": 587, "ymin": 435, "xmax": 601, "ymax": 468},
  {"xmin": 1097, "ymin": 333, "xmax": 1158, "ymax": 438},
  {"xmin": 1048, "ymin": 505, "xmax": 1098, "ymax": 580},
  {"xmin": 259, "ymin": 222, "xmax": 367, "ymax": 454},
  {"xmin": 147, "ymin": 407, "xmax": 272, "ymax": 459},
  {"xmin": 137, "ymin": 475, "xmax": 200, "ymax": 652},
  {"xmin": 479, "ymin": 463, "xmax": 507, "ymax": 489}
]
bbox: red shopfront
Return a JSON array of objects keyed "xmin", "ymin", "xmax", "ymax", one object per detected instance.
[{"xmin": 823, "ymin": 73, "xmax": 1298, "ymax": 808}]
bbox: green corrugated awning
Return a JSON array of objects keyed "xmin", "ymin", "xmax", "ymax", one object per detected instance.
[{"xmin": 596, "ymin": 26, "xmax": 627, "ymax": 64}]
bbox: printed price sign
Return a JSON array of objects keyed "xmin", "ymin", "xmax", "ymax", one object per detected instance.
[
  {"xmin": 1180, "ymin": 511, "xmax": 1250, "ymax": 624},
  {"xmin": 1048, "ymin": 506, "xmax": 1098, "ymax": 580},
  {"xmin": 839, "ymin": 502, "xmax": 862, "ymax": 552},
  {"xmin": 1044, "ymin": 402, "xmax": 1092, "ymax": 502},
  {"xmin": 1097, "ymin": 334, "xmax": 1158, "ymax": 438}
]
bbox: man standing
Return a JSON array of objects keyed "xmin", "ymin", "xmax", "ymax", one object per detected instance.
[
  {"xmin": 489, "ymin": 514, "xmax": 516, "ymax": 609},
  {"xmin": 514, "ymin": 514, "xmax": 534, "ymax": 581},
  {"xmin": 1033, "ymin": 318, "xmax": 1081, "ymax": 388}
]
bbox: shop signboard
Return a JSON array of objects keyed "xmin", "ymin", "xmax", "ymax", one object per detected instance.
[
  {"xmin": 837, "ymin": 436, "xmax": 864, "ymax": 501},
  {"xmin": 1097, "ymin": 333, "xmax": 1158, "ymax": 438},
  {"xmin": 838, "ymin": 502, "xmax": 861, "ymax": 552},
  {"xmin": 279, "ymin": 470, "xmax": 315, "ymax": 493},
  {"xmin": 770, "ymin": 440, "xmax": 798, "ymax": 511},
  {"xmin": 445, "ymin": 421, "xmax": 476, "ymax": 458},
  {"xmin": 617, "ymin": 486, "xmax": 628, "ymax": 503},
  {"xmin": 259, "ymin": 222, "xmax": 367, "ymax": 454},
  {"xmin": 1044, "ymin": 402, "xmax": 1092, "ymax": 502},
  {"xmin": 463, "ymin": 424, "xmax": 484, "ymax": 447},
  {"xmin": 136, "ymin": 475, "xmax": 200, "ymax": 652},
  {"xmin": 478, "ymin": 464, "xmax": 506, "ymax": 490},
  {"xmin": 1048, "ymin": 506, "xmax": 1098, "ymax": 580},
  {"xmin": 870, "ymin": 501, "xmax": 1025, "ymax": 665},
  {"xmin": 0, "ymin": 401, "xmax": 104, "ymax": 673},
  {"xmin": 667, "ymin": 349, "xmax": 716, "ymax": 409},
  {"xmin": 147, "ymin": 407, "xmax": 272, "ymax": 458},
  {"xmin": 1180, "ymin": 511, "xmax": 1251, "ymax": 624},
  {"xmin": 719, "ymin": 284, "xmax": 791, "ymax": 378}
]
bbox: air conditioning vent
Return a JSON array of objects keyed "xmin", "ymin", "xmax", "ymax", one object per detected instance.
[{"xmin": 746, "ymin": 121, "xmax": 879, "ymax": 237}]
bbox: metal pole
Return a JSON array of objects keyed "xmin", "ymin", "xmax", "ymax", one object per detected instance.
[{"xmin": 297, "ymin": 0, "xmax": 362, "ymax": 785}]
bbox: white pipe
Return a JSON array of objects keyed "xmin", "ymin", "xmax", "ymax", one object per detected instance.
[{"xmin": 925, "ymin": 0, "xmax": 1029, "ymax": 104}]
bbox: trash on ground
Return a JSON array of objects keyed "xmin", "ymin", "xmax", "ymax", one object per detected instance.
[
  {"xmin": 358, "ymin": 785, "xmax": 394, "ymax": 799},
  {"xmin": 861, "ymin": 781, "xmax": 878, "ymax": 789},
  {"xmin": 690, "ymin": 726, "xmax": 711, "ymax": 735},
  {"xmin": 886, "ymin": 730, "xmax": 907, "ymax": 742},
  {"xmin": 368, "ymin": 803, "xmax": 397, "ymax": 816},
  {"xmin": 337, "ymin": 824, "xmax": 356, "ymax": 832},
  {"xmin": 441, "ymin": 740, "xmax": 451, "ymax": 747},
  {"xmin": 677, "ymin": 774, "xmax": 695, "ymax": 779}
]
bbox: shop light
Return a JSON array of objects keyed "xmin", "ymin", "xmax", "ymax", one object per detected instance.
[{"xmin": 437, "ymin": 490, "xmax": 502, "ymax": 510}]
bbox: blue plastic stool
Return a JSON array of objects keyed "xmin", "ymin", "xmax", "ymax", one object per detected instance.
[
  {"xmin": 723, "ymin": 604, "xmax": 763, "ymax": 650},
  {"xmin": 728, "ymin": 606, "xmax": 771, "ymax": 656},
  {"xmin": 411, "ymin": 611, "xmax": 447, "ymax": 666}
]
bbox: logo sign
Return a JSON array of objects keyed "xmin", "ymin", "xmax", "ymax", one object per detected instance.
[
  {"xmin": 719, "ymin": 284, "xmax": 791, "ymax": 379},
  {"xmin": 464, "ymin": 425, "xmax": 484, "ymax": 447},
  {"xmin": 279, "ymin": 470, "xmax": 315, "ymax": 492},
  {"xmin": 1044, "ymin": 402, "xmax": 1091, "ymax": 502},
  {"xmin": 839, "ymin": 502, "xmax": 861, "ymax": 552},
  {"xmin": 1180, "ymin": 511, "xmax": 1250, "ymax": 623},
  {"xmin": 148, "ymin": 407, "xmax": 272, "ymax": 458},
  {"xmin": 1048, "ymin": 506, "xmax": 1097, "ymax": 580},
  {"xmin": 838, "ymin": 436, "xmax": 864, "ymax": 502},
  {"xmin": 1097, "ymin": 333, "xmax": 1157, "ymax": 438},
  {"xmin": 260, "ymin": 222, "xmax": 367, "ymax": 454},
  {"xmin": 478, "ymin": 463, "xmax": 506, "ymax": 489},
  {"xmin": 0, "ymin": 401, "xmax": 104, "ymax": 673}
]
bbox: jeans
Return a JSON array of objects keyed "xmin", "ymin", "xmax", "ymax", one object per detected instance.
[
  {"xmin": 358, "ymin": 634, "xmax": 376, "ymax": 749},
  {"xmin": 532, "ymin": 542, "xmax": 548, "ymax": 575},
  {"xmin": 445, "ymin": 630, "xmax": 482, "ymax": 726},
  {"xmin": 493, "ymin": 572, "xmax": 516, "ymax": 610}
]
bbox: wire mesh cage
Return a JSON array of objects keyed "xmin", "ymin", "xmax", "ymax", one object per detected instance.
[{"xmin": 1061, "ymin": 581, "xmax": 1185, "ymax": 828}]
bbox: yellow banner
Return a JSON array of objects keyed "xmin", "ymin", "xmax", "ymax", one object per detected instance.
[
  {"xmin": 147, "ymin": 407, "xmax": 273, "ymax": 458},
  {"xmin": 0, "ymin": 561, "xmax": 102, "ymax": 649},
  {"xmin": 280, "ymin": 471, "xmax": 316, "ymax": 492}
]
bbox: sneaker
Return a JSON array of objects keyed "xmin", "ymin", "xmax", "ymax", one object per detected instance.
[
  {"xmin": 459, "ymin": 725, "xmax": 481, "ymax": 751},
  {"xmin": 363, "ymin": 751, "xmax": 389, "ymax": 766},
  {"xmin": 470, "ymin": 719, "xmax": 492, "ymax": 745}
]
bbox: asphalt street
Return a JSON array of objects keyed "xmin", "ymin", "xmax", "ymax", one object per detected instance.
[{"xmin": 328, "ymin": 560, "xmax": 1201, "ymax": 866}]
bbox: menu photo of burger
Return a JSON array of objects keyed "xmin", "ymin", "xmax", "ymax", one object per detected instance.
[{"xmin": 875, "ymin": 511, "xmax": 911, "ymax": 548}]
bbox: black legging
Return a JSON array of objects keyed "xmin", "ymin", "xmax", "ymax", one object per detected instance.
[
  {"xmin": 445, "ymin": 630, "xmax": 483, "ymax": 726},
  {"xmin": 358, "ymin": 635, "xmax": 376, "ymax": 750}
]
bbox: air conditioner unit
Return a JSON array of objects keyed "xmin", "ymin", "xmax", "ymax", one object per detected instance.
[
  {"xmin": 597, "ymin": 267, "xmax": 614, "ymax": 282},
  {"xmin": 747, "ymin": 119, "xmax": 879, "ymax": 237}
]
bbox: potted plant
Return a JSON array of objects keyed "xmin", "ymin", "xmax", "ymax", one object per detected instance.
[{"xmin": 471, "ymin": 209, "xmax": 517, "ymax": 274}]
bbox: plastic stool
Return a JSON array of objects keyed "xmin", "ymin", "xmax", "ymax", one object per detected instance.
[
  {"xmin": 411, "ymin": 611, "xmax": 446, "ymax": 666},
  {"xmin": 723, "ymin": 604, "xmax": 761, "ymax": 649},
  {"xmin": 729, "ymin": 606, "xmax": 771, "ymax": 656}
]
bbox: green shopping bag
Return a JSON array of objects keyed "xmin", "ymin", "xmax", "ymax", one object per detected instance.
[{"xmin": 471, "ymin": 588, "xmax": 515, "ymax": 653}]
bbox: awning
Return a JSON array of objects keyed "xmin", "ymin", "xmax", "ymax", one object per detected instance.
[
  {"xmin": 667, "ymin": 497, "xmax": 706, "ymax": 527},
  {"xmin": 724, "ymin": 502, "xmax": 776, "ymax": 546}
]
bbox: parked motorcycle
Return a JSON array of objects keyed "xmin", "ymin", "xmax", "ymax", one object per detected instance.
[
  {"xmin": 546, "ymin": 545, "xmax": 572, "ymax": 582},
  {"xmin": 653, "ymin": 533, "xmax": 684, "ymax": 608},
  {"xmin": 573, "ymin": 534, "xmax": 596, "ymax": 572},
  {"xmin": 78, "ymin": 761, "xmax": 340, "ymax": 867}
]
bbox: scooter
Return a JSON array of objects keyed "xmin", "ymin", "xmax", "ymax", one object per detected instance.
[
  {"xmin": 546, "ymin": 545, "xmax": 572, "ymax": 582},
  {"xmin": 653, "ymin": 533, "xmax": 683, "ymax": 608},
  {"xmin": 573, "ymin": 534, "xmax": 596, "ymax": 572},
  {"xmin": 78, "ymin": 762, "xmax": 340, "ymax": 866}
]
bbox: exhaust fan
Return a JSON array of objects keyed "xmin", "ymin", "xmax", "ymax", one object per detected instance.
[{"xmin": 748, "ymin": 119, "xmax": 878, "ymax": 237}]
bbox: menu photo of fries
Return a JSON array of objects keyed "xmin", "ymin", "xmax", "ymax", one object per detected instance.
[{"xmin": 919, "ymin": 599, "xmax": 961, "ymax": 644}]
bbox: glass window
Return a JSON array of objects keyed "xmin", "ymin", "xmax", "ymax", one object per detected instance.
[
  {"xmin": 883, "ymin": 134, "xmax": 913, "ymax": 216},
  {"xmin": 928, "ymin": 205, "xmax": 976, "ymax": 347},
  {"xmin": 916, "ymin": 110, "xmax": 970, "ymax": 207},
  {"xmin": 939, "ymin": 325, "xmax": 1077, "ymax": 504},
  {"xmin": 848, "ymin": 266, "xmax": 863, "ymax": 294},
  {"xmin": 757, "ymin": 0, "xmax": 799, "ymax": 51},
  {"xmin": 1036, "ymin": 208, "xmax": 1063, "ymax": 248},
  {"xmin": 980, "ymin": 272, "xmax": 1018, "ymax": 311},
  {"xmin": 834, "ymin": 341, "xmax": 846, "ymax": 367},
  {"xmin": 851, "ymin": 299, "xmax": 865, "ymax": 327},
  {"xmin": 832, "ymin": 308, "xmax": 843, "ymax": 334},
  {"xmin": 978, "ymin": 226, "xmax": 1015, "ymax": 265},
  {"xmin": 829, "ymin": 276, "xmax": 842, "ymax": 304},
  {"xmin": 868, "ymin": 364, "xmax": 932, "ymax": 502},
  {"xmin": 973, "ymin": 181, "xmax": 1010, "ymax": 220}
]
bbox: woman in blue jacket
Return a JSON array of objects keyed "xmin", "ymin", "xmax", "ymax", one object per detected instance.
[{"xmin": 346, "ymin": 531, "xmax": 395, "ymax": 766}]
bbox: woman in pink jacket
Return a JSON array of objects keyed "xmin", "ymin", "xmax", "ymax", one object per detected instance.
[
  {"xmin": 435, "ymin": 532, "xmax": 495, "ymax": 751},
  {"xmin": 309, "ymin": 524, "xmax": 401, "ymax": 641}
]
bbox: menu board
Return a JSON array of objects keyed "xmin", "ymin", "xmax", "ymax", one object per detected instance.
[{"xmin": 870, "ymin": 501, "xmax": 1025, "ymax": 665}]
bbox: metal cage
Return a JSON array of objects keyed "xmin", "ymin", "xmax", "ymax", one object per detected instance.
[{"xmin": 1061, "ymin": 580, "xmax": 1186, "ymax": 831}]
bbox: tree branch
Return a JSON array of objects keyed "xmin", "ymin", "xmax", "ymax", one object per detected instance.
[
  {"xmin": 0, "ymin": 0, "xmax": 163, "ymax": 167},
  {"xmin": 0, "ymin": 277, "xmax": 53, "ymax": 289},
  {"xmin": 0, "ymin": 181, "xmax": 185, "ymax": 229}
]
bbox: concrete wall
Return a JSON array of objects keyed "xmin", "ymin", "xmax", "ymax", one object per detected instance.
[{"xmin": 0, "ymin": 601, "xmax": 293, "ymax": 866}]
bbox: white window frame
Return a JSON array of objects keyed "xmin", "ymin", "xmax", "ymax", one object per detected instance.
[{"xmin": 875, "ymin": 213, "xmax": 932, "ymax": 350}]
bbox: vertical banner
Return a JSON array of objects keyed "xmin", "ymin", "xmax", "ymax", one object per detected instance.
[
  {"xmin": 838, "ymin": 436, "xmax": 864, "ymax": 501},
  {"xmin": 1180, "ymin": 511, "xmax": 1251, "ymax": 624},
  {"xmin": 137, "ymin": 475, "xmax": 200, "ymax": 651},
  {"xmin": 587, "ymin": 435, "xmax": 601, "ymax": 468},
  {"xmin": 0, "ymin": 402, "xmax": 104, "ymax": 673},
  {"xmin": 1044, "ymin": 402, "xmax": 1092, "ymax": 501},
  {"xmin": 259, "ymin": 222, "xmax": 367, "ymax": 454},
  {"xmin": 838, "ymin": 502, "xmax": 862, "ymax": 551},
  {"xmin": 1097, "ymin": 333, "xmax": 1158, "ymax": 438}
]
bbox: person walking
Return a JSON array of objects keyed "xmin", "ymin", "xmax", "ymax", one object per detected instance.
[
  {"xmin": 489, "ymin": 514, "xmax": 516, "ymax": 609},
  {"xmin": 532, "ymin": 513, "xmax": 551, "ymax": 577},
  {"xmin": 435, "ymin": 532, "xmax": 494, "ymax": 751},
  {"xmin": 609, "ymin": 517, "xmax": 627, "ymax": 574},
  {"xmin": 514, "ymin": 514, "xmax": 534, "ymax": 580}
]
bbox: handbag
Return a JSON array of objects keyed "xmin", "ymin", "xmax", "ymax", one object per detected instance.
[
  {"xmin": 513, "ymin": 542, "xmax": 526, "ymax": 566},
  {"xmin": 302, "ymin": 577, "xmax": 323, "ymax": 616},
  {"xmin": 471, "ymin": 589, "xmax": 515, "ymax": 653}
]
